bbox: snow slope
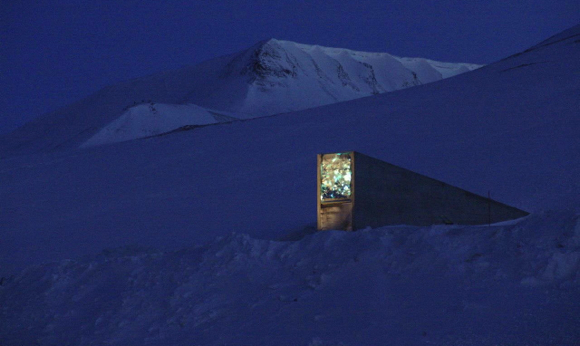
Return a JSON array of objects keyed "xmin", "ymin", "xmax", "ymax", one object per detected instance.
[
  {"xmin": 0, "ymin": 39, "xmax": 479, "ymax": 155},
  {"xmin": 1, "ymin": 212, "xmax": 579, "ymax": 345},
  {"xmin": 0, "ymin": 25, "xmax": 580, "ymax": 344},
  {"xmin": 81, "ymin": 103, "xmax": 237, "ymax": 147}
]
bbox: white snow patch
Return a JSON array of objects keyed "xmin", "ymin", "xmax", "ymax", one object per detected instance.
[{"xmin": 82, "ymin": 103, "xmax": 236, "ymax": 147}]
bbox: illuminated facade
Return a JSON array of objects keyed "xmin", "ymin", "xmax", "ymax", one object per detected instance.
[
  {"xmin": 320, "ymin": 152, "xmax": 352, "ymax": 201},
  {"xmin": 317, "ymin": 151, "xmax": 529, "ymax": 231}
]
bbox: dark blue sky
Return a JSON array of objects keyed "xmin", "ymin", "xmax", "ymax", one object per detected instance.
[{"xmin": 1, "ymin": 0, "xmax": 578, "ymax": 134}]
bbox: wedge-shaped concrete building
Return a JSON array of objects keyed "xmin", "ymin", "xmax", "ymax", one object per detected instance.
[{"xmin": 317, "ymin": 151, "xmax": 528, "ymax": 231}]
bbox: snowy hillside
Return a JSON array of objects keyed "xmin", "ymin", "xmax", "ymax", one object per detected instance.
[
  {"xmin": 1, "ymin": 25, "xmax": 580, "ymax": 345},
  {"xmin": 0, "ymin": 39, "xmax": 479, "ymax": 154},
  {"xmin": 81, "ymin": 103, "xmax": 237, "ymax": 147},
  {"xmin": 1, "ymin": 212, "xmax": 579, "ymax": 345}
]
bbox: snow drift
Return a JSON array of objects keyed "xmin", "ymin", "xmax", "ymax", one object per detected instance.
[{"xmin": 1, "ymin": 212, "xmax": 579, "ymax": 345}]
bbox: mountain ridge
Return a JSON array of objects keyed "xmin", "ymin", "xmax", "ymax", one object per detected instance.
[{"xmin": 0, "ymin": 39, "xmax": 481, "ymax": 154}]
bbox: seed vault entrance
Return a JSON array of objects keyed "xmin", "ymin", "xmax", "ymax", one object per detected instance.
[{"xmin": 316, "ymin": 151, "xmax": 529, "ymax": 231}]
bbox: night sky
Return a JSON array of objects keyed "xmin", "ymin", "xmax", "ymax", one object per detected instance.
[{"xmin": 1, "ymin": 1, "xmax": 578, "ymax": 134}]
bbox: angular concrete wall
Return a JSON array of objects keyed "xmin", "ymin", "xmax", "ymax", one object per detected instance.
[{"xmin": 317, "ymin": 151, "xmax": 529, "ymax": 231}]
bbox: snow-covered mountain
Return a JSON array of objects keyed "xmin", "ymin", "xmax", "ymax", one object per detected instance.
[
  {"xmin": 1, "ymin": 25, "xmax": 579, "ymax": 345},
  {"xmin": 0, "ymin": 39, "xmax": 479, "ymax": 153},
  {"xmin": 209, "ymin": 39, "xmax": 479, "ymax": 117}
]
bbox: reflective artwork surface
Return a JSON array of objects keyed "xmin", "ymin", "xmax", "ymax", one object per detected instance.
[{"xmin": 320, "ymin": 152, "xmax": 352, "ymax": 202}]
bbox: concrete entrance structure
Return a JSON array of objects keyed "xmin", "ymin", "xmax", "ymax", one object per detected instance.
[{"xmin": 317, "ymin": 151, "xmax": 529, "ymax": 231}]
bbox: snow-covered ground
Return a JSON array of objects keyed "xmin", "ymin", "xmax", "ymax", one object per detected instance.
[
  {"xmin": 2, "ymin": 212, "xmax": 579, "ymax": 345},
  {"xmin": 1, "ymin": 25, "xmax": 579, "ymax": 345}
]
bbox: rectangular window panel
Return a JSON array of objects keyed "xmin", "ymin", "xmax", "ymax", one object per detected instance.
[{"xmin": 320, "ymin": 152, "xmax": 352, "ymax": 202}]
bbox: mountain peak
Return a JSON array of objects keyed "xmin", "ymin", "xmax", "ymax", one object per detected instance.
[
  {"xmin": 262, "ymin": 37, "xmax": 282, "ymax": 45},
  {"xmin": 234, "ymin": 38, "xmax": 481, "ymax": 99},
  {"xmin": 0, "ymin": 38, "xmax": 482, "ymax": 154},
  {"xmin": 241, "ymin": 38, "xmax": 298, "ymax": 80}
]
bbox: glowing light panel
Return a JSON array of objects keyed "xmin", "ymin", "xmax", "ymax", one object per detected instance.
[{"xmin": 320, "ymin": 152, "xmax": 352, "ymax": 202}]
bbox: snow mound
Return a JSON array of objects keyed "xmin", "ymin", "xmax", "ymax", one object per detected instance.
[
  {"xmin": 81, "ymin": 103, "xmax": 237, "ymax": 147},
  {"xmin": 1, "ymin": 212, "xmax": 579, "ymax": 345}
]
